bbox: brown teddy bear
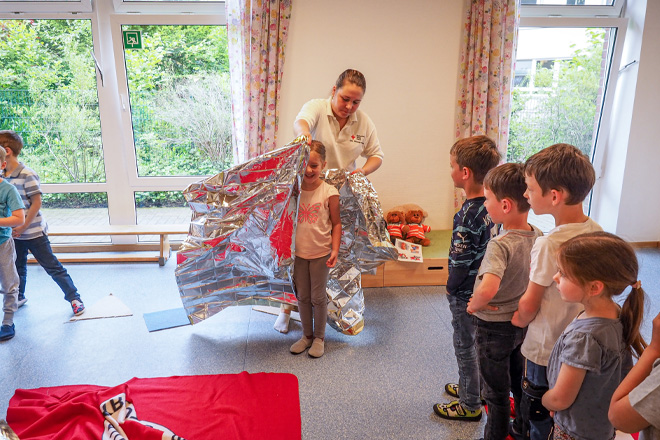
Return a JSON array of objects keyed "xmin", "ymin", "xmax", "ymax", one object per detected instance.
[
  {"xmin": 386, "ymin": 210, "xmax": 405, "ymax": 244},
  {"xmin": 402, "ymin": 209, "xmax": 431, "ymax": 246}
]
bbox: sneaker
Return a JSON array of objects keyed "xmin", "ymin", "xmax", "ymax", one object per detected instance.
[
  {"xmin": 433, "ymin": 400, "xmax": 482, "ymax": 422},
  {"xmin": 444, "ymin": 382, "xmax": 486, "ymax": 405},
  {"xmin": 290, "ymin": 337, "xmax": 313, "ymax": 354},
  {"xmin": 71, "ymin": 299, "xmax": 85, "ymax": 316},
  {"xmin": 0, "ymin": 324, "xmax": 15, "ymax": 341},
  {"xmin": 17, "ymin": 295, "xmax": 27, "ymax": 308},
  {"xmin": 308, "ymin": 338, "xmax": 324, "ymax": 358}
]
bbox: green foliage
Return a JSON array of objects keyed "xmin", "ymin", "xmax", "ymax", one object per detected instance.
[
  {"xmin": 0, "ymin": 19, "xmax": 231, "ymax": 203},
  {"xmin": 42, "ymin": 191, "xmax": 107, "ymax": 208},
  {"xmin": 508, "ymin": 29, "xmax": 606, "ymax": 163}
]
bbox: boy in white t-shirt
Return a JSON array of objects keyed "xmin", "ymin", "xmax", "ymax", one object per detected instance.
[{"xmin": 511, "ymin": 143, "xmax": 602, "ymax": 440}]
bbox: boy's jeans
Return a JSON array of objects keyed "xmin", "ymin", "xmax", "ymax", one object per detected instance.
[
  {"xmin": 475, "ymin": 318, "xmax": 525, "ymax": 440},
  {"xmin": 520, "ymin": 359, "xmax": 553, "ymax": 440},
  {"xmin": 447, "ymin": 294, "xmax": 481, "ymax": 411},
  {"xmin": 0, "ymin": 238, "xmax": 19, "ymax": 326},
  {"xmin": 14, "ymin": 235, "xmax": 80, "ymax": 302}
]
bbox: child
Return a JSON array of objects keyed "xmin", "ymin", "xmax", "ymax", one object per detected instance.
[
  {"xmin": 511, "ymin": 143, "xmax": 602, "ymax": 440},
  {"xmin": 289, "ymin": 141, "xmax": 341, "ymax": 358},
  {"xmin": 0, "ymin": 146, "xmax": 25, "ymax": 341},
  {"xmin": 610, "ymin": 311, "xmax": 660, "ymax": 439},
  {"xmin": 467, "ymin": 163, "xmax": 542, "ymax": 439},
  {"xmin": 433, "ymin": 135, "xmax": 500, "ymax": 421},
  {"xmin": 543, "ymin": 232, "xmax": 646, "ymax": 440},
  {"xmin": 0, "ymin": 131, "xmax": 85, "ymax": 316}
]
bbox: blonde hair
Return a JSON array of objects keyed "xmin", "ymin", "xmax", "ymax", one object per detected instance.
[{"xmin": 558, "ymin": 231, "xmax": 647, "ymax": 357}]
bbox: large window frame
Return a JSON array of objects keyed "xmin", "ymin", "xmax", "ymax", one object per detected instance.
[
  {"xmin": 0, "ymin": 1, "xmax": 226, "ymax": 245},
  {"xmin": 517, "ymin": 3, "xmax": 627, "ymax": 220}
]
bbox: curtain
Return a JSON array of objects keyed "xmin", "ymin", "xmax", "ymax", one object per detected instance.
[
  {"xmin": 454, "ymin": 0, "xmax": 520, "ymax": 209},
  {"xmin": 226, "ymin": 0, "xmax": 292, "ymax": 163}
]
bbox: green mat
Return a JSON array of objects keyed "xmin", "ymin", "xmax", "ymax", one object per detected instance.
[{"xmin": 418, "ymin": 230, "xmax": 451, "ymax": 259}]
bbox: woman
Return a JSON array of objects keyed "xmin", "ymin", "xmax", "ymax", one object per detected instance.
[
  {"xmin": 294, "ymin": 69, "xmax": 383, "ymax": 175},
  {"xmin": 274, "ymin": 69, "xmax": 384, "ymax": 333}
]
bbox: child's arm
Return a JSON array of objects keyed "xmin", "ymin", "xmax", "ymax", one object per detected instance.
[
  {"xmin": 511, "ymin": 280, "xmax": 545, "ymax": 327},
  {"xmin": 609, "ymin": 311, "xmax": 660, "ymax": 433},
  {"xmin": 326, "ymin": 194, "xmax": 341, "ymax": 268},
  {"xmin": 542, "ymin": 363, "xmax": 587, "ymax": 411},
  {"xmin": 12, "ymin": 192, "xmax": 40, "ymax": 237},
  {"xmin": 0, "ymin": 208, "xmax": 25, "ymax": 228},
  {"xmin": 467, "ymin": 273, "xmax": 501, "ymax": 314}
]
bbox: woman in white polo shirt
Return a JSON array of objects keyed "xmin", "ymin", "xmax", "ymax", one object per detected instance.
[
  {"xmin": 293, "ymin": 69, "xmax": 384, "ymax": 175},
  {"xmin": 273, "ymin": 69, "xmax": 384, "ymax": 334}
]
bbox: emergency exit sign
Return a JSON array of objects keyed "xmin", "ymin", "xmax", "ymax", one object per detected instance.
[{"xmin": 122, "ymin": 30, "xmax": 142, "ymax": 49}]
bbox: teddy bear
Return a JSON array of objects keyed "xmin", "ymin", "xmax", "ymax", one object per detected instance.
[
  {"xmin": 385, "ymin": 210, "xmax": 405, "ymax": 244},
  {"xmin": 401, "ymin": 209, "xmax": 431, "ymax": 246}
]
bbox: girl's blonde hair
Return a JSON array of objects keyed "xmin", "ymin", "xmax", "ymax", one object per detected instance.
[{"xmin": 558, "ymin": 231, "xmax": 647, "ymax": 357}]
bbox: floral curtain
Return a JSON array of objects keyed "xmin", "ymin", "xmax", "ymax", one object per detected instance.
[
  {"xmin": 226, "ymin": 0, "xmax": 292, "ymax": 163},
  {"xmin": 454, "ymin": 0, "xmax": 520, "ymax": 210}
]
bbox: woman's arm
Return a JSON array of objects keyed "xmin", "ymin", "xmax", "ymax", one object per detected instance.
[
  {"xmin": 609, "ymin": 312, "xmax": 660, "ymax": 433},
  {"xmin": 542, "ymin": 363, "xmax": 587, "ymax": 411},
  {"xmin": 293, "ymin": 119, "xmax": 312, "ymax": 144},
  {"xmin": 353, "ymin": 156, "xmax": 382, "ymax": 176},
  {"xmin": 326, "ymin": 194, "xmax": 341, "ymax": 268}
]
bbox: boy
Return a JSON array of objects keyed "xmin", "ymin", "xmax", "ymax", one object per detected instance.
[
  {"xmin": 433, "ymin": 135, "xmax": 500, "ymax": 422},
  {"xmin": 511, "ymin": 143, "xmax": 602, "ymax": 440},
  {"xmin": 0, "ymin": 131, "xmax": 85, "ymax": 316},
  {"xmin": 467, "ymin": 163, "xmax": 542, "ymax": 439},
  {"xmin": 0, "ymin": 146, "xmax": 25, "ymax": 341}
]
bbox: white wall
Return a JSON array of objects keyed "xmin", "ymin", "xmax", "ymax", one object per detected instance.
[{"xmin": 278, "ymin": 0, "xmax": 464, "ymax": 230}]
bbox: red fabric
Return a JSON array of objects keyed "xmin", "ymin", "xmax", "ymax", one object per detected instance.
[{"xmin": 7, "ymin": 372, "xmax": 301, "ymax": 440}]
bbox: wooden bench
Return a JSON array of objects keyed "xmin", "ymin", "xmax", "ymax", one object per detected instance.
[
  {"xmin": 39, "ymin": 224, "xmax": 189, "ymax": 266},
  {"xmin": 362, "ymin": 230, "xmax": 451, "ymax": 287}
]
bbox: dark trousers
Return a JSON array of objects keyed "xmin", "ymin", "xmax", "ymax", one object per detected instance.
[
  {"xmin": 475, "ymin": 318, "xmax": 525, "ymax": 440},
  {"xmin": 14, "ymin": 235, "xmax": 80, "ymax": 302}
]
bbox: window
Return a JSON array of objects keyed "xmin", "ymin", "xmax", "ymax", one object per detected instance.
[
  {"xmin": 0, "ymin": 2, "xmax": 226, "ymax": 247},
  {"xmin": 510, "ymin": 3, "xmax": 626, "ymax": 230}
]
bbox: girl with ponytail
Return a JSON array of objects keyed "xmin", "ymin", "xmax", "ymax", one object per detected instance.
[{"xmin": 541, "ymin": 231, "xmax": 647, "ymax": 440}]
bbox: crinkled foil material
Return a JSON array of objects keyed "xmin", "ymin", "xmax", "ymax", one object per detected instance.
[
  {"xmin": 175, "ymin": 137, "xmax": 397, "ymax": 334},
  {"xmin": 175, "ymin": 138, "xmax": 307, "ymax": 324},
  {"xmin": 323, "ymin": 170, "xmax": 398, "ymax": 335}
]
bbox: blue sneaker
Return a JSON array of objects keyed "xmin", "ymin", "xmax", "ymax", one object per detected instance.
[{"xmin": 0, "ymin": 324, "xmax": 15, "ymax": 341}]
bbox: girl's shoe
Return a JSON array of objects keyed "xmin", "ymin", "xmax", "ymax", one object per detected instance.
[
  {"xmin": 290, "ymin": 337, "xmax": 312, "ymax": 354},
  {"xmin": 308, "ymin": 338, "xmax": 324, "ymax": 358}
]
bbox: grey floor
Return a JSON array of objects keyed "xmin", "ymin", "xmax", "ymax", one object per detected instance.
[{"xmin": 2, "ymin": 248, "xmax": 659, "ymax": 439}]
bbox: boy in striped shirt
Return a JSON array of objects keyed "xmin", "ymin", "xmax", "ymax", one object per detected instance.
[{"xmin": 0, "ymin": 131, "xmax": 85, "ymax": 316}]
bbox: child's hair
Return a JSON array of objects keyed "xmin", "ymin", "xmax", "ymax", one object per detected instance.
[
  {"xmin": 0, "ymin": 130, "xmax": 23, "ymax": 157},
  {"xmin": 484, "ymin": 163, "xmax": 530, "ymax": 212},
  {"xmin": 309, "ymin": 140, "xmax": 326, "ymax": 161},
  {"xmin": 335, "ymin": 69, "xmax": 367, "ymax": 93},
  {"xmin": 524, "ymin": 143, "xmax": 595, "ymax": 205},
  {"xmin": 557, "ymin": 231, "xmax": 647, "ymax": 357},
  {"xmin": 0, "ymin": 146, "xmax": 6, "ymax": 163},
  {"xmin": 450, "ymin": 135, "xmax": 501, "ymax": 185}
]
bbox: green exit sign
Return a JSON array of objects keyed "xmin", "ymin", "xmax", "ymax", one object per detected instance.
[{"xmin": 122, "ymin": 30, "xmax": 142, "ymax": 49}]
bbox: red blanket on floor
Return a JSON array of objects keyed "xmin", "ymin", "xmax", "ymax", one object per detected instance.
[{"xmin": 6, "ymin": 372, "xmax": 301, "ymax": 440}]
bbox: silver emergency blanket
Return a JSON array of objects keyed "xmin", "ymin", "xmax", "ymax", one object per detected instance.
[{"xmin": 175, "ymin": 136, "xmax": 397, "ymax": 334}]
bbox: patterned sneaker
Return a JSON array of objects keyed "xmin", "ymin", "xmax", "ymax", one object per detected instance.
[
  {"xmin": 444, "ymin": 382, "xmax": 486, "ymax": 405},
  {"xmin": 71, "ymin": 299, "xmax": 85, "ymax": 316},
  {"xmin": 0, "ymin": 324, "xmax": 16, "ymax": 341},
  {"xmin": 433, "ymin": 400, "xmax": 482, "ymax": 421},
  {"xmin": 17, "ymin": 294, "xmax": 27, "ymax": 308}
]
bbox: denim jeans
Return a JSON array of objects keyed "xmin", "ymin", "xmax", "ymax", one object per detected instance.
[
  {"xmin": 475, "ymin": 318, "xmax": 525, "ymax": 440},
  {"xmin": 447, "ymin": 294, "xmax": 481, "ymax": 411},
  {"xmin": 521, "ymin": 359, "xmax": 553, "ymax": 440},
  {"xmin": 14, "ymin": 235, "xmax": 80, "ymax": 302}
]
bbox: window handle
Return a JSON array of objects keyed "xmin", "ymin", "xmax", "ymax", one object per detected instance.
[{"xmin": 90, "ymin": 49, "xmax": 104, "ymax": 87}]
